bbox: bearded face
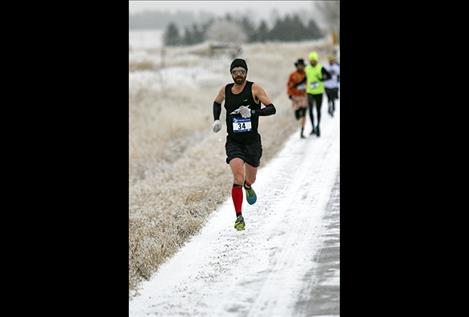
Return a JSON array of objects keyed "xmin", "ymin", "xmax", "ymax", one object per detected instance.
[{"xmin": 231, "ymin": 67, "xmax": 247, "ymax": 85}]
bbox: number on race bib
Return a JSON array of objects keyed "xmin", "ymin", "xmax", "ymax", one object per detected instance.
[{"xmin": 232, "ymin": 117, "xmax": 252, "ymax": 133}]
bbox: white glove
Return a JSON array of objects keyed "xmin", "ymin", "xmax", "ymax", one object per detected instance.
[
  {"xmin": 239, "ymin": 105, "xmax": 251, "ymax": 118},
  {"xmin": 212, "ymin": 120, "xmax": 222, "ymax": 133}
]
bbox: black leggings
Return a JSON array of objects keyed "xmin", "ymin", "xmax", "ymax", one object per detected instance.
[
  {"xmin": 307, "ymin": 94, "xmax": 323, "ymax": 130},
  {"xmin": 325, "ymin": 88, "xmax": 339, "ymax": 113}
]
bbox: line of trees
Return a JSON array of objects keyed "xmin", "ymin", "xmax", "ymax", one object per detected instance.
[
  {"xmin": 163, "ymin": 14, "xmax": 324, "ymax": 47},
  {"xmin": 130, "ymin": 10, "xmax": 214, "ymax": 30}
]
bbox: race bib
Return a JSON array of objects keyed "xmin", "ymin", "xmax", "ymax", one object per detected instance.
[
  {"xmin": 310, "ymin": 82, "xmax": 319, "ymax": 89},
  {"xmin": 297, "ymin": 83, "xmax": 306, "ymax": 91},
  {"xmin": 232, "ymin": 117, "xmax": 252, "ymax": 133}
]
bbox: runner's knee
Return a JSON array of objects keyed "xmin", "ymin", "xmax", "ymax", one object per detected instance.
[
  {"xmin": 246, "ymin": 176, "xmax": 256, "ymax": 185},
  {"xmin": 233, "ymin": 174, "xmax": 244, "ymax": 185}
]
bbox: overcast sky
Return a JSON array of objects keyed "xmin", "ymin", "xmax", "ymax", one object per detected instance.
[{"xmin": 129, "ymin": 1, "xmax": 320, "ymax": 21}]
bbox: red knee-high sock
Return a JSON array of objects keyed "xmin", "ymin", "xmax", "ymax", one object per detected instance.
[{"xmin": 232, "ymin": 184, "xmax": 243, "ymax": 216}]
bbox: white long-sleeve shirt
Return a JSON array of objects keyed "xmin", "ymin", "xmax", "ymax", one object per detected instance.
[{"xmin": 324, "ymin": 63, "xmax": 340, "ymax": 89}]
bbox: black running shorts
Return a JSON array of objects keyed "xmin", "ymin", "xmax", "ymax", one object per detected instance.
[
  {"xmin": 225, "ymin": 137, "xmax": 263, "ymax": 167},
  {"xmin": 294, "ymin": 107, "xmax": 306, "ymax": 120},
  {"xmin": 325, "ymin": 87, "xmax": 339, "ymax": 100}
]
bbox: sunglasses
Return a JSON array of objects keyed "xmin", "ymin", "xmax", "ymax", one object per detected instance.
[{"xmin": 231, "ymin": 69, "xmax": 246, "ymax": 75}]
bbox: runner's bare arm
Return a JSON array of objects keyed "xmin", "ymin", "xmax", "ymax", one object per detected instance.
[
  {"xmin": 252, "ymin": 83, "xmax": 276, "ymax": 116},
  {"xmin": 213, "ymin": 86, "xmax": 225, "ymax": 121},
  {"xmin": 253, "ymin": 83, "xmax": 272, "ymax": 105},
  {"xmin": 214, "ymin": 86, "xmax": 225, "ymax": 104}
]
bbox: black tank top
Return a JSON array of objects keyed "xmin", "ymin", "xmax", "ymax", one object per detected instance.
[{"xmin": 224, "ymin": 81, "xmax": 261, "ymax": 143}]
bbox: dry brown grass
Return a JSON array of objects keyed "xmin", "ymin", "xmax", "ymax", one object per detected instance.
[{"xmin": 129, "ymin": 59, "xmax": 158, "ymax": 72}]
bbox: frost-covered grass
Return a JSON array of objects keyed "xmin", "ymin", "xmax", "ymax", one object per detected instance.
[{"xmin": 129, "ymin": 38, "xmax": 336, "ymax": 291}]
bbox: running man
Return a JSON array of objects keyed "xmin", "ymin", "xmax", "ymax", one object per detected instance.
[
  {"xmin": 305, "ymin": 51, "xmax": 332, "ymax": 137},
  {"xmin": 211, "ymin": 58, "xmax": 277, "ymax": 231},
  {"xmin": 324, "ymin": 54, "xmax": 340, "ymax": 117},
  {"xmin": 287, "ymin": 58, "xmax": 308, "ymax": 138}
]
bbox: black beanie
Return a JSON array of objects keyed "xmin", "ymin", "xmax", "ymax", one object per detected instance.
[{"xmin": 230, "ymin": 58, "xmax": 248, "ymax": 72}]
